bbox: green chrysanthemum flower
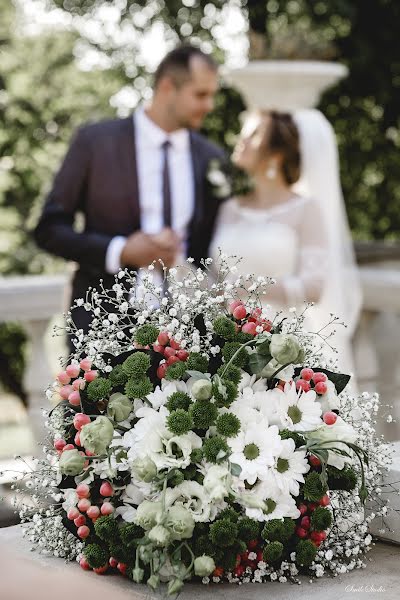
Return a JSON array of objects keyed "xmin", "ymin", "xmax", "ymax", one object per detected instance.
[
  {"xmin": 135, "ymin": 324, "xmax": 159, "ymax": 346},
  {"xmin": 190, "ymin": 400, "xmax": 218, "ymax": 430},
  {"xmin": 84, "ymin": 544, "xmax": 109, "ymax": 569},
  {"xmin": 212, "ymin": 380, "xmax": 238, "ymax": 408},
  {"xmin": 216, "ymin": 413, "xmax": 241, "ymax": 437},
  {"xmin": 213, "ymin": 316, "xmax": 237, "ymax": 340},
  {"xmin": 327, "ymin": 466, "xmax": 358, "ymax": 491},
  {"xmin": 263, "ymin": 541, "xmax": 284, "ymax": 563},
  {"xmin": 222, "ymin": 342, "xmax": 248, "ymax": 368},
  {"xmin": 166, "ymin": 391, "xmax": 192, "ymax": 412},
  {"xmin": 119, "ymin": 523, "xmax": 144, "ymax": 547},
  {"xmin": 209, "ymin": 518, "xmax": 238, "ymax": 548},
  {"xmin": 165, "ymin": 361, "xmax": 187, "ymax": 381},
  {"xmin": 202, "ymin": 436, "xmax": 229, "ymax": 463},
  {"xmin": 167, "ymin": 409, "xmax": 193, "ymax": 435},
  {"xmin": 124, "ymin": 376, "xmax": 153, "ymax": 399},
  {"xmin": 295, "ymin": 539, "xmax": 317, "ymax": 567},
  {"xmin": 190, "ymin": 448, "xmax": 203, "ymax": 464},
  {"xmin": 311, "ymin": 506, "xmax": 332, "ymax": 531},
  {"xmin": 303, "ymin": 471, "xmax": 328, "ymax": 502},
  {"xmin": 261, "ymin": 518, "xmax": 295, "ymax": 543},
  {"xmin": 108, "ymin": 364, "xmax": 128, "ymax": 387},
  {"xmin": 86, "ymin": 377, "xmax": 112, "ymax": 402},
  {"xmin": 186, "ymin": 353, "xmax": 209, "ymax": 373},
  {"xmin": 216, "ymin": 364, "xmax": 242, "ymax": 385},
  {"xmin": 122, "ymin": 352, "xmax": 150, "ymax": 378},
  {"xmin": 169, "ymin": 470, "xmax": 185, "ymax": 487},
  {"xmin": 94, "ymin": 516, "xmax": 120, "ymax": 542},
  {"xmin": 237, "ymin": 517, "xmax": 261, "ymax": 542},
  {"xmin": 279, "ymin": 429, "xmax": 306, "ymax": 449},
  {"xmin": 219, "ymin": 507, "xmax": 240, "ymax": 523},
  {"xmin": 234, "ymin": 331, "xmax": 254, "ymax": 344}
]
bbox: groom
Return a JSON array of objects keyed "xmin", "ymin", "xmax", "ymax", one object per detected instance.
[{"xmin": 34, "ymin": 45, "xmax": 229, "ymax": 336}]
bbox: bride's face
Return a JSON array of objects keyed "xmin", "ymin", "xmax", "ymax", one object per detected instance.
[{"xmin": 232, "ymin": 114, "xmax": 270, "ymax": 174}]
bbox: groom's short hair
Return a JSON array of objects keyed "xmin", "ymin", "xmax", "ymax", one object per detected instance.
[{"xmin": 154, "ymin": 45, "xmax": 218, "ymax": 89}]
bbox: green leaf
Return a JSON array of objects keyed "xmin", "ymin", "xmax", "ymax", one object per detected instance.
[
  {"xmin": 248, "ymin": 352, "xmax": 270, "ymax": 375},
  {"xmin": 187, "ymin": 370, "xmax": 211, "ymax": 380},
  {"xmin": 230, "ymin": 462, "xmax": 242, "ymax": 477}
]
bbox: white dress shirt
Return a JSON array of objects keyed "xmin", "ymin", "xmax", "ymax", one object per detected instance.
[{"xmin": 105, "ymin": 106, "xmax": 195, "ymax": 274}]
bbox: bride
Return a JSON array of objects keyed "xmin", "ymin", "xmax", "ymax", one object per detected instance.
[{"xmin": 210, "ymin": 109, "xmax": 362, "ymax": 376}]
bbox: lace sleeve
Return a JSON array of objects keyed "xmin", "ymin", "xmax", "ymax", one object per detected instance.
[{"xmin": 281, "ymin": 197, "xmax": 329, "ymax": 306}]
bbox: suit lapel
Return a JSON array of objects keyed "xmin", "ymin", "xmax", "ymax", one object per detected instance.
[
  {"xmin": 189, "ymin": 131, "xmax": 205, "ymax": 225},
  {"xmin": 119, "ymin": 116, "xmax": 141, "ymax": 229}
]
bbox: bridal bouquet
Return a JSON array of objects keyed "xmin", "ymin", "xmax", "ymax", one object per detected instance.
[{"xmin": 18, "ymin": 257, "xmax": 392, "ymax": 594}]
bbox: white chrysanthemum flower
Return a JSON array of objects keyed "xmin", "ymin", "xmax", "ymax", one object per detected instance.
[
  {"xmin": 261, "ymin": 438, "xmax": 310, "ymax": 496},
  {"xmin": 236, "ymin": 479, "xmax": 300, "ymax": 522},
  {"xmin": 238, "ymin": 372, "xmax": 268, "ymax": 393},
  {"xmin": 165, "ymin": 481, "xmax": 215, "ymax": 522},
  {"xmin": 228, "ymin": 424, "xmax": 282, "ymax": 485},
  {"xmin": 277, "ymin": 383, "xmax": 322, "ymax": 432}
]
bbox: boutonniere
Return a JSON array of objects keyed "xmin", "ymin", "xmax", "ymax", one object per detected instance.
[{"xmin": 206, "ymin": 158, "xmax": 231, "ymax": 198}]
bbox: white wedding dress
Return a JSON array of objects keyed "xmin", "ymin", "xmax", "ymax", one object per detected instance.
[{"xmin": 209, "ymin": 195, "xmax": 355, "ymax": 377}]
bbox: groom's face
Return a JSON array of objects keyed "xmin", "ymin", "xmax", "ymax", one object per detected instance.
[{"xmin": 166, "ymin": 57, "xmax": 219, "ymax": 129}]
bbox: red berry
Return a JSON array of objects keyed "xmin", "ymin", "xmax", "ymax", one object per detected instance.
[
  {"xmin": 242, "ymin": 321, "xmax": 257, "ymax": 336},
  {"xmin": 309, "ymin": 454, "xmax": 321, "ymax": 467},
  {"xmin": 67, "ymin": 507, "xmax": 80, "ymax": 520},
  {"xmin": 169, "ymin": 338, "xmax": 181, "ymax": 350},
  {"xmin": 57, "ymin": 371, "xmax": 71, "ymax": 385},
  {"xmin": 76, "ymin": 483, "xmax": 90, "ymax": 499},
  {"xmin": 157, "ymin": 363, "xmax": 167, "ymax": 380},
  {"xmin": 72, "ymin": 378, "xmax": 86, "ymax": 391},
  {"xmin": 213, "ymin": 567, "xmax": 224, "ymax": 578},
  {"xmin": 228, "ymin": 300, "xmax": 243, "ymax": 315},
  {"xmin": 176, "ymin": 349, "xmax": 189, "ymax": 361},
  {"xmin": 261, "ymin": 319, "xmax": 272, "ymax": 332},
  {"xmin": 296, "ymin": 379, "xmax": 311, "ymax": 392},
  {"xmin": 79, "ymin": 557, "xmax": 91, "ymax": 570},
  {"xmin": 233, "ymin": 565, "xmax": 244, "ymax": 577},
  {"xmin": 109, "ymin": 557, "xmax": 118, "ymax": 568},
  {"xmin": 247, "ymin": 539, "xmax": 258, "ymax": 550},
  {"xmin": 300, "ymin": 368, "xmax": 314, "ymax": 381},
  {"xmin": 68, "ymin": 391, "xmax": 81, "ymax": 406},
  {"xmin": 77, "ymin": 498, "xmax": 91, "ymax": 512},
  {"xmin": 77, "ymin": 525, "xmax": 90, "ymax": 539},
  {"xmin": 295, "ymin": 527, "xmax": 308, "ymax": 538},
  {"xmin": 240, "ymin": 551, "xmax": 248, "ymax": 563},
  {"xmin": 153, "ymin": 343, "xmax": 164, "ymax": 355},
  {"xmin": 54, "ymin": 439, "xmax": 66, "ymax": 451},
  {"xmin": 79, "ymin": 358, "xmax": 92, "ymax": 371},
  {"xmin": 84, "ymin": 370, "xmax": 98, "ymax": 383},
  {"xmin": 74, "ymin": 432, "xmax": 81, "ymax": 446},
  {"xmin": 310, "ymin": 531, "xmax": 327, "ymax": 543},
  {"xmin": 319, "ymin": 494, "xmax": 330, "ymax": 507},
  {"xmin": 74, "ymin": 514, "xmax": 86, "ymax": 527},
  {"xmin": 59, "ymin": 385, "xmax": 73, "ymax": 400},
  {"xmin": 164, "ymin": 346, "xmax": 177, "ymax": 359},
  {"xmin": 256, "ymin": 550, "xmax": 264, "ymax": 563},
  {"xmin": 308, "ymin": 502, "xmax": 319, "ymax": 512},
  {"xmin": 313, "ymin": 372, "xmax": 327, "ymax": 384},
  {"xmin": 117, "ymin": 562, "xmax": 127, "ymax": 575},
  {"xmin": 323, "ymin": 411, "xmax": 337, "ymax": 425},
  {"xmin": 66, "ymin": 364, "xmax": 80, "ymax": 379},
  {"xmin": 157, "ymin": 332, "xmax": 169, "ymax": 346},
  {"xmin": 62, "ymin": 444, "xmax": 75, "ymax": 452},
  {"xmin": 99, "ymin": 482, "xmax": 114, "ymax": 497},
  {"xmin": 87, "ymin": 506, "xmax": 101, "ymax": 520},
  {"xmin": 315, "ymin": 381, "xmax": 328, "ymax": 395},
  {"xmin": 298, "ymin": 503, "xmax": 308, "ymax": 516},
  {"xmin": 101, "ymin": 502, "xmax": 114, "ymax": 515},
  {"xmin": 300, "ymin": 516, "xmax": 310, "ymax": 530},
  {"xmin": 73, "ymin": 413, "xmax": 91, "ymax": 431},
  {"xmin": 93, "ymin": 565, "xmax": 108, "ymax": 574},
  {"xmin": 233, "ymin": 305, "xmax": 247, "ymax": 320},
  {"xmin": 167, "ymin": 355, "xmax": 180, "ymax": 366}
]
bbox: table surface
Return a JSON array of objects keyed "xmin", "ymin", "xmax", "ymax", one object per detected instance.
[{"xmin": 1, "ymin": 524, "xmax": 399, "ymax": 600}]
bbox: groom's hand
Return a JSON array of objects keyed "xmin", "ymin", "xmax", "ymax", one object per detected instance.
[{"xmin": 120, "ymin": 230, "xmax": 179, "ymax": 268}]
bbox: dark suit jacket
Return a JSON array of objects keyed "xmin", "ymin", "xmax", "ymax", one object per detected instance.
[{"xmin": 34, "ymin": 116, "xmax": 228, "ymax": 332}]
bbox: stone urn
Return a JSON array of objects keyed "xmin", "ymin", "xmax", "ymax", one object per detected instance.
[{"xmin": 225, "ymin": 60, "xmax": 348, "ymax": 111}]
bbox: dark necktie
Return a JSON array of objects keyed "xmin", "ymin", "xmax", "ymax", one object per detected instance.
[{"xmin": 161, "ymin": 139, "xmax": 172, "ymax": 227}]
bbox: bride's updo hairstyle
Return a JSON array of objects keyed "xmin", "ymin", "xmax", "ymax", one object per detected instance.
[{"xmin": 261, "ymin": 110, "xmax": 301, "ymax": 185}]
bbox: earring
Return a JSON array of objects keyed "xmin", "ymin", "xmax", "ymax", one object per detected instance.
[{"xmin": 265, "ymin": 163, "xmax": 277, "ymax": 180}]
